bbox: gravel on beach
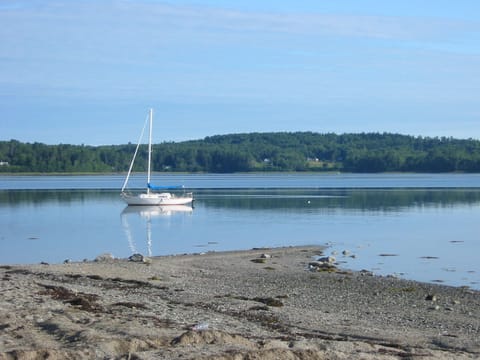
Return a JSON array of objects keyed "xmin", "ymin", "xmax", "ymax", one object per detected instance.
[{"xmin": 1, "ymin": 246, "xmax": 479, "ymax": 359}]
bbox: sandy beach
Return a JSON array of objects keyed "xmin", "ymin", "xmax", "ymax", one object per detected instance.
[{"xmin": 1, "ymin": 246, "xmax": 479, "ymax": 359}]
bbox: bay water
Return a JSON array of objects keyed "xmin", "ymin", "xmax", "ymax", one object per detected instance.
[{"xmin": 1, "ymin": 173, "xmax": 479, "ymax": 289}]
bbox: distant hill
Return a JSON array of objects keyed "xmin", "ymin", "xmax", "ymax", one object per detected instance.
[{"xmin": 1, "ymin": 132, "xmax": 480, "ymax": 173}]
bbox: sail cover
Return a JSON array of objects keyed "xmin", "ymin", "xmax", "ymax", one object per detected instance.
[{"xmin": 148, "ymin": 183, "xmax": 184, "ymax": 190}]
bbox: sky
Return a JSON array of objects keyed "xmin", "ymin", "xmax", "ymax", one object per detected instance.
[{"xmin": 1, "ymin": 0, "xmax": 479, "ymax": 145}]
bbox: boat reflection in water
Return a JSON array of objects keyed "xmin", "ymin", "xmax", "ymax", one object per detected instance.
[{"xmin": 121, "ymin": 205, "xmax": 193, "ymax": 257}]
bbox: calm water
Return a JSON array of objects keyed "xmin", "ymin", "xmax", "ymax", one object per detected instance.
[{"xmin": 1, "ymin": 173, "xmax": 479, "ymax": 289}]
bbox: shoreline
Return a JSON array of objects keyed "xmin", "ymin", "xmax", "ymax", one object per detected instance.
[
  {"xmin": 1, "ymin": 171, "xmax": 480, "ymax": 176},
  {"xmin": 1, "ymin": 246, "xmax": 479, "ymax": 359}
]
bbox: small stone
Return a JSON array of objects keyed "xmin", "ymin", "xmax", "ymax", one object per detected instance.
[
  {"xmin": 359, "ymin": 270, "xmax": 373, "ymax": 276},
  {"xmin": 95, "ymin": 253, "xmax": 115, "ymax": 262},
  {"xmin": 129, "ymin": 253, "xmax": 145, "ymax": 262},
  {"xmin": 318, "ymin": 256, "xmax": 336, "ymax": 264},
  {"xmin": 308, "ymin": 261, "xmax": 337, "ymax": 272},
  {"xmin": 191, "ymin": 322, "xmax": 209, "ymax": 331}
]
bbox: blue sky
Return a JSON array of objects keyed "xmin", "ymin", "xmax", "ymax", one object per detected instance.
[{"xmin": 1, "ymin": 0, "xmax": 479, "ymax": 145}]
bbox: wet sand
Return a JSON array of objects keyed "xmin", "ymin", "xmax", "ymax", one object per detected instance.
[{"xmin": 1, "ymin": 246, "xmax": 479, "ymax": 359}]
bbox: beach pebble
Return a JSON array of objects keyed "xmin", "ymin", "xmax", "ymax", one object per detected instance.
[
  {"xmin": 359, "ymin": 270, "xmax": 373, "ymax": 276},
  {"xmin": 129, "ymin": 253, "xmax": 146, "ymax": 262},
  {"xmin": 318, "ymin": 256, "xmax": 336, "ymax": 264},
  {"xmin": 127, "ymin": 254, "xmax": 152, "ymax": 264},
  {"xmin": 95, "ymin": 253, "xmax": 115, "ymax": 262},
  {"xmin": 308, "ymin": 261, "xmax": 336, "ymax": 271},
  {"xmin": 191, "ymin": 322, "xmax": 209, "ymax": 331}
]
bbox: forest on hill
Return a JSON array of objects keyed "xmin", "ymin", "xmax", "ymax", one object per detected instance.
[{"xmin": 1, "ymin": 132, "xmax": 480, "ymax": 173}]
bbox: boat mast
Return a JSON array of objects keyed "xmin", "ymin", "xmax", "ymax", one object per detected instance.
[
  {"xmin": 121, "ymin": 112, "xmax": 149, "ymax": 193},
  {"xmin": 147, "ymin": 108, "xmax": 153, "ymax": 194}
]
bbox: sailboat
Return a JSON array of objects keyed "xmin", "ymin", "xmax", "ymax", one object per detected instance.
[{"xmin": 121, "ymin": 109, "xmax": 194, "ymax": 206}]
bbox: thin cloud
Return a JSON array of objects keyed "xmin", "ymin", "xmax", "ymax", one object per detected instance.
[
  {"xmin": 3, "ymin": 1, "xmax": 478, "ymax": 40},
  {"xmin": 0, "ymin": 1, "xmax": 478, "ymax": 103}
]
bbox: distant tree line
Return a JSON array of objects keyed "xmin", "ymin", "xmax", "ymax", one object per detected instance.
[{"xmin": 1, "ymin": 132, "xmax": 480, "ymax": 173}]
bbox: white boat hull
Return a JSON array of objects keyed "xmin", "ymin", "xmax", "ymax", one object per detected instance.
[{"xmin": 121, "ymin": 192, "xmax": 193, "ymax": 206}]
